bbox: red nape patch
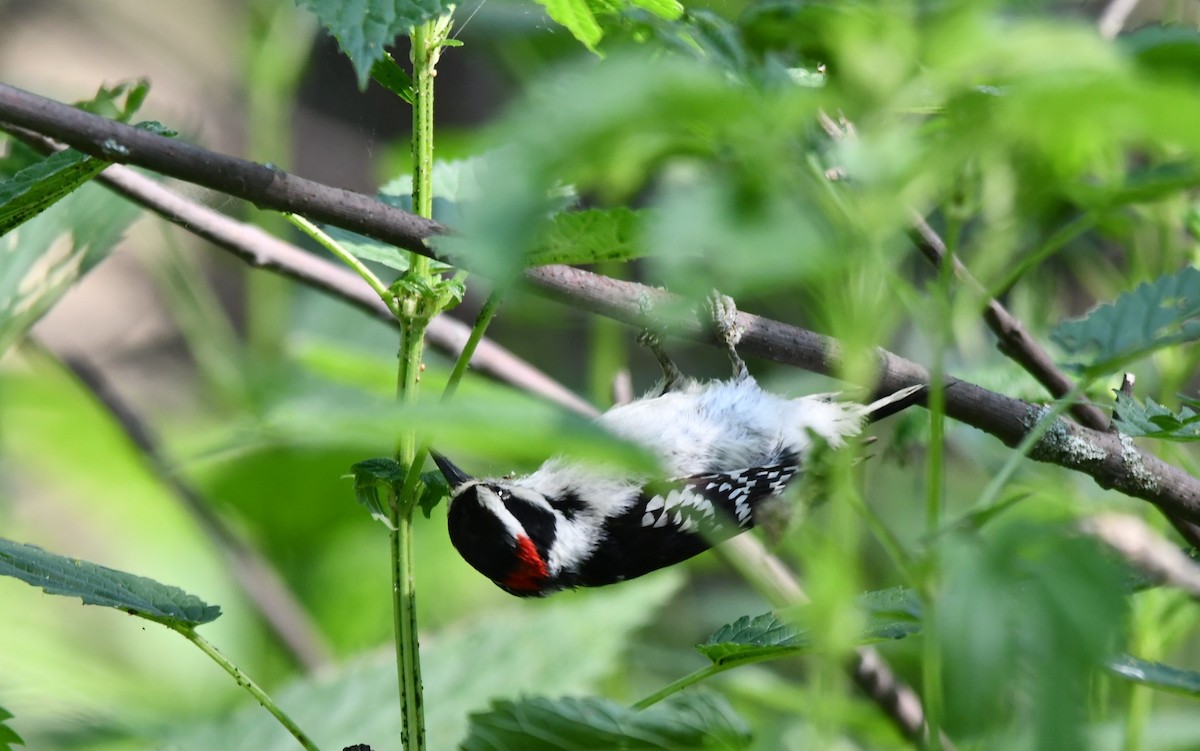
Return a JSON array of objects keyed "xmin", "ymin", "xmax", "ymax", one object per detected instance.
[{"xmin": 504, "ymin": 535, "xmax": 549, "ymax": 593}]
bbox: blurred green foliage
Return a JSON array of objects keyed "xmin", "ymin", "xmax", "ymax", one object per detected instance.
[{"xmin": 9, "ymin": 0, "xmax": 1200, "ymax": 749}]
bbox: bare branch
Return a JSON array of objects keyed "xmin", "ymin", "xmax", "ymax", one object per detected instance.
[
  {"xmin": 1098, "ymin": 0, "xmax": 1142, "ymax": 39},
  {"xmin": 526, "ymin": 265, "xmax": 1200, "ymax": 524},
  {"xmin": 6, "ymin": 83, "xmax": 1200, "ymax": 526},
  {"xmin": 6, "ymin": 124, "xmax": 595, "ymax": 418},
  {"xmin": 0, "ymin": 83, "xmax": 443, "ymax": 256},
  {"xmin": 908, "ymin": 215, "xmax": 1200, "ymax": 548},
  {"xmin": 908, "ymin": 213, "xmax": 1111, "ymax": 432},
  {"xmin": 823, "ymin": 108, "xmax": 1200, "ymax": 547},
  {"xmin": 1081, "ymin": 513, "xmax": 1200, "ymax": 600}
]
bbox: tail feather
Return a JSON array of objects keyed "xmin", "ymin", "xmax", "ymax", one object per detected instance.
[{"xmin": 863, "ymin": 384, "xmax": 925, "ymax": 423}]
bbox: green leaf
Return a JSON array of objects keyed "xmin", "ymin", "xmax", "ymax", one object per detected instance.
[
  {"xmin": 350, "ymin": 457, "xmax": 405, "ymax": 524},
  {"xmin": 418, "ymin": 470, "xmax": 452, "ymax": 518},
  {"xmin": 534, "ymin": 0, "xmax": 604, "ymax": 51},
  {"xmin": 0, "ymin": 145, "xmax": 109, "ymax": 236},
  {"xmin": 0, "ymin": 707, "xmax": 23, "ymax": 751},
  {"xmin": 938, "ymin": 524, "xmax": 1128, "ymax": 742},
  {"xmin": 698, "ymin": 587, "xmax": 922, "ymax": 666},
  {"xmin": 525, "ymin": 207, "xmax": 646, "ymax": 266},
  {"xmin": 461, "ymin": 694, "xmax": 750, "ymax": 751},
  {"xmin": 0, "ymin": 164, "xmax": 141, "ymax": 356},
  {"xmin": 1113, "ymin": 392, "xmax": 1200, "ymax": 441},
  {"xmin": 1121, "ymin": 26, "xmax": 1200, "ymax": 83},
  {"xmin": 348, "ymin": 458, "xmax": 451, "ymax": 521},
  {"xmin": 323, "ymin": 158, "xmax": 482, "ymax": 273},
  {"xmin": 297, "ymin": 0, "xmax": 455, "ymax": 88},
  {"xmin": 0, "ymin": 538, "xmax": 220, "ymax": 627},
  {"xmin": 1108, "ymin": 655, "xmax": 1200, "ymax": 698},
  {"xmin": 76, "ymin": 79, "xmax": 151, "ymax": 122},
  {"xmin": 1051, "ymin": 267, "xmax": 1200, "ymax": 373},
  {"xmin": 0, "ymin": 83, "xmax": 154, "ymax": 355},
  {"xmin": 165, "ymin": 574, "xmax": 683, "ymax": 750},
  {"xmin": 628, "ymin": 0, "xmax": 683, "ymax": 21},
  {"xmin": 369, "ymin": 51, "xmax": 415, "ymax": 104}
]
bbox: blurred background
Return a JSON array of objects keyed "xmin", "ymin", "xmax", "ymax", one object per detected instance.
[{"xmin": 5, "ymin": 0, "xmax": 1200, "ymax": 749}]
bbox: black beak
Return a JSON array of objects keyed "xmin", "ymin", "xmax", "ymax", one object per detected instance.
[{"xmin": 431, "ymin": 450, "xmax": 472, "ymax": 488}]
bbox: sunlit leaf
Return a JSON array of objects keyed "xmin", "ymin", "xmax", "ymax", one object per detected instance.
[
  {"xmin": 534, "ymin": 0, "xmax": 603, "ymax": 50},
  {"xmin": 462, "ymin": 694, "xmax": 750, "ymax": 751},
  {"xmin": 526, "ymin": 208, "xmax": 645, "ymax": 266},
  {"xmin": 1051, "ymin": 267, "xmax": 1200, "ymax": 373},
  {"xmin": 0, "ymin": 83, "xmax": 158, "ymax": 356},
  {"xmin": 0, "ymin": 538, "xmax": 221, "ymax": 627},
  {"xmin": 0, "ymin": 167, "xmax": 140, "ymax": 356}
]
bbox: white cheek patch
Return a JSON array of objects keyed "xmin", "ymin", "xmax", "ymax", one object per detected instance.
[{"xmin": 470, "ymin": 486, "xmax": 525, "ymax": 541}]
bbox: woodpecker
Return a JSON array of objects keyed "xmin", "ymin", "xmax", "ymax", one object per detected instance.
[{"xmin": 433, "ymin": 296, "xmax": 923, "ymax": 597}]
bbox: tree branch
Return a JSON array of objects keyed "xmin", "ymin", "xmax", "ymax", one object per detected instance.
[
  {"xmin": 0, "ymin": 83, "xmax": 443, "ymax": 256},
  {"xmin": 6, "ymin": 123, "xmax": 595, "ymax": 418},
  {"xmin": 818, "ymin": 111, "xmax": 1200, "ymax": 546},
  {"xmin": 5, "ymin": 82, "xmax": 1200, "ymax": 526},
  {"xmin": 908, "ymin": 212, "xmax": 1112, "ymax": 431}
]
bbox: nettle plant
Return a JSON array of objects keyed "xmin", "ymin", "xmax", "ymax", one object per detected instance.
[{"xmin": 8, "ymin": 1, "xmax": 1200, "ymax": 749}]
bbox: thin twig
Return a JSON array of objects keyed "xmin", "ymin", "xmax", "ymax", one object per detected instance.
[
  {"xmin": 58, "ymin": 353, "xmax": 334, "ymax": 671},
  {"xmin": 908, "ymin": 213, "xmax": 1111, "ymax": 431},
  {"xmin": 1081, "ymin": 512, "xmax": 1200, "ymax": 600}
]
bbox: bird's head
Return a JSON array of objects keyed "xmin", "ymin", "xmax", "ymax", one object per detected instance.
[{"xmin": 433, "ymin": 452, "xmax": 558, "ymax": 597}]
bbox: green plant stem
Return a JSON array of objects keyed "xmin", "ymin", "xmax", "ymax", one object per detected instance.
[
  {"xmin": 390, "ymin": 493, "xmax": 424, "ymax": 751},
  {"xmin": 177, "ymin": 626, "xmax": 320, "ymax": 751},
  {"xmin": 919, "ymin": 219, "xmax": 955, "ymax": 750},
  {"xmin": 443, "ymin": 287, "xmax": 506, "ymax": 402},
  {"xmin": 988, "ymin": 212, "xmax": 1094, "ymax": 299},
  {"xmin": 285, "ymin": 213, "xmax": 396, "ymax": 311},
  {"xmin": 633, "ymin": 651, "xmax": 806, "ymax": 710},
  {"xmin": 397, "ymin": 286, "xmax": 508, "ymax": 508},
  {"xmin": 388, "ymin": 14, "xmax": 454, "ymax": 751},
  {"xmin": 391, "ymin": 269, "xmax": 429, "ymax": 751},
  {"xmin": 631, "ymin": 664, "xmax": 728, "ymax": 710}
]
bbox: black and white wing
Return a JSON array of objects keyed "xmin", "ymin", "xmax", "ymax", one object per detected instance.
[{"xmin": 569, "ymin": 461, "xmax": 801, "ymax": 588}]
